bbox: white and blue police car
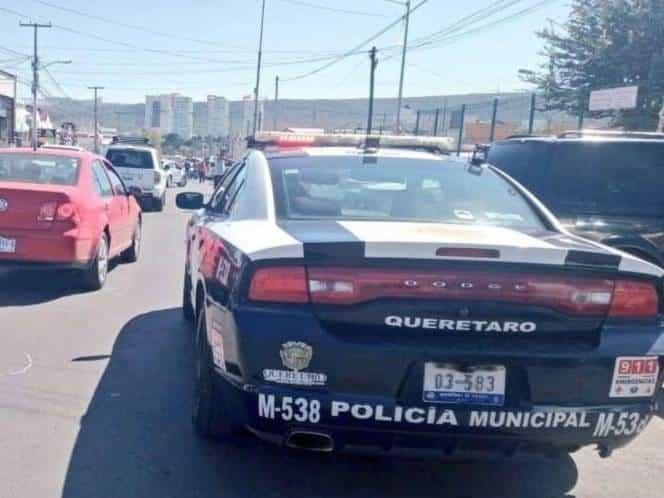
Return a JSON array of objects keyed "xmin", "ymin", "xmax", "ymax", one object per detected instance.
[{"xmin": 176, "ymin": 131, "xmax": 664, "ymax": 459}]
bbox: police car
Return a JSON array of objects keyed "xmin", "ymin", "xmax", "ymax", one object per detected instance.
[{"xmin": 176, "ymin": 131, "xmax": 664, "ymax": 458}]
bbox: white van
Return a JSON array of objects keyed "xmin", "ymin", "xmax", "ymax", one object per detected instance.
[{"xmin": 106, "ymin": 143, "xmax": 167, "ymax": 211}]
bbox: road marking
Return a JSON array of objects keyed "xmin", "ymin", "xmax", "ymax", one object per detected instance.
[{"xmin": 0, "ymin": 353, "xmax": 33, "ymax": 377}]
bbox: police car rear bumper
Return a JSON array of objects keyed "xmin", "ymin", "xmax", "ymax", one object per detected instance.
[
  {"xmin": 217, "ymin": 377, "xmax": 657, "ymax": 457},
  {"xmin": 214, "ymin": 310, "xmax": 664, "ymax": 456}
]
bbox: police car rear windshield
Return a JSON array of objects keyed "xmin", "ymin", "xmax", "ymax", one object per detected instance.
[
  {"xmin": 0, "ymin": 153, "xmax": 79, "ymax": 186},
  {"xmin": 106, "ymin": 149, "xmax": 155, "ymax": 169},
  {"xmin": 270, "ymin": 156, "xmax": 544, "ymax": 229}
]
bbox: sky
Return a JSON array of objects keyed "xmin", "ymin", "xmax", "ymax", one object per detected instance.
[{"xmin": 0, "ymin": 0, "xmax": 571, "ymax": 104}]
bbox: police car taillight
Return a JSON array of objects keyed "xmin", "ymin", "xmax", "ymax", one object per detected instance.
[
  {"xmin": 306, "ymin": 268, "xmax": 618, "ymax": 315},
  {"xmin": 248, "ymin": 267, "xmax": 309, "ymax": 303},
  {"xmin": 248, "ymin": 267, "xmax": 659, "ymax": 318},
  {"xmin": 608, "ymin": 280, "xmax": 658, "ymax": 319}
]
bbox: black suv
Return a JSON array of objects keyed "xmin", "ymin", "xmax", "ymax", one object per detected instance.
[{"xmin": 488, "ymin": 131, "xmax": 664, "ymax": 267}]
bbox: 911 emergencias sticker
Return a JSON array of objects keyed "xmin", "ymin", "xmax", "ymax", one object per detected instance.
[{"xmin": 609, "ymin": 356, "xmax": 659, "ymax": 398}]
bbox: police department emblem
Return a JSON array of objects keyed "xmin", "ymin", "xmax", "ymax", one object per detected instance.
[{"xmin": 280, "ymin": 342, "xmax": 313, "ymax": 372}]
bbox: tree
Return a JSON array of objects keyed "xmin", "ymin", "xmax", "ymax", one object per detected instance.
[
  {"xmin": 162, "ymin": 133, "xmax": 184, "ymax": 150},
  {"xmin": 521, "ymin": 0, "xmax": 664, "ymax": 130}
]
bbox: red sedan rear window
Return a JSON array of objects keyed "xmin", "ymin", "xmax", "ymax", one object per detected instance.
[{"xmin": 0, "ymin": 154, "xmax": 80, "ymax": 186}]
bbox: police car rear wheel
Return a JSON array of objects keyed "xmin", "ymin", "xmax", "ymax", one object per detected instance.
[
  {"xmin": 182, "ymin": 270, "xmax": 194, "ymax": 322},
  {"xmin": 192, "ymin": 308, "xmax": 236, "ymax": 440}
]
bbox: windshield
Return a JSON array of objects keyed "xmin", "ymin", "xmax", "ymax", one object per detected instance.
[
  {"xmin": 106, "ymin": 149, "xmax": 154, "ymax": 169},
  {"xmin": 0, "ymin": 154, "xmax": 79, "ymax": 185},
  {"xmin": 270, "ymin": 156, "xmax": 544, "ymax": 229},
  {"xmin": 549, "ymin": 141, "xmax": 664, "ymax": 216}
]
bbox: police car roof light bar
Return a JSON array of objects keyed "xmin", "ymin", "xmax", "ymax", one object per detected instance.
[{"xmin": 249, "ymin": 131, "xmax": 454, "ymax": 154}]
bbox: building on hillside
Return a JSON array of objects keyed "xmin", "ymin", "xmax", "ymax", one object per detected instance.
[
  {"xmin": 193, "ymin": 101, "xmax": 208, "ymax": 137},
  {"xmin": 172, "ymin": 95, "xmax": 193, "ymax": 139},
  {"xmin": 207, "ymin": 95, "xmax": 229, "ymax": 138},
  {"xmin": 144, "ymin": 93, "xmax": 193, "ymax": 140},
  {"xmin": 240, "ymin": 95, "xmax": 263, "ymax": 137}
]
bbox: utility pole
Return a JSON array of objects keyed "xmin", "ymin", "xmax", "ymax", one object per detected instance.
[
  {"xmin": 577, "ymin": 88, "xmax": 586, "ymax": 130},
  {"xmin": 489, "ymin": 98, "xmax": 499, "ymax": 142},
  {"xmin": 252, "ymin": 0, "xmax": 267, "ymax": 137},
  {"xmin": 273, "ymin": 75, "xmax": 279, "ymax": 131},
  {"xmin": 367, "ymin": 46, "xmax": 378, "ymax": 136},
  {"xmin": 20, "ymin": 21, "xmax": 52, "ymax": 150},
  {"xmin": 456, "ymin": 104, "xmax": 466, "ymax": 156},
  {"xmin": 88, "ymin": 86, "xmax": 104, "ymax": 153},
  {"xmin": 395, "ymin": 0, "xmax": 411, "ymax": 134}
]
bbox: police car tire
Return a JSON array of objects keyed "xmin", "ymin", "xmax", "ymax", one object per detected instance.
[
  {"xmin": 182, "ymin": 270, "xmax": 194, "ymax": 322},
  {"xmin": 192, "ymin": 309, "xmax": 236, "ymax": 440},
  {"xmin": 154, "ymin": 195, "xmax": 164, "ymax": 212}
]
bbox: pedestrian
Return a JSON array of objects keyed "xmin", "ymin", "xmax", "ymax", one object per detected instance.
[{"xmin": 198, "ymin": 160, "xmax": 206, "ymax": 183}]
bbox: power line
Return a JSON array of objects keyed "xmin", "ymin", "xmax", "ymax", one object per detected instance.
[
  {"xmin": 275, "ymin": 0, "xmax": 389, "ymax": 17},
  {"xmin": 27, "ymin": 0, "xmax": 249, "ymax": 49},
  {"xmin": 408, "ymin": 0, "xmax": 559, "ymax": 52},
  {"xmin": 1, "ymin": 6, "xmax": 370, "ymax": 69},
  {"xmin": 408, "ymin": 0, "xmax": 525, "ymax": 47},
  {"xmin": 282, "ymin": 0, "xmax": 429, "ymax": 82},
  {"xmin": 0, "ymin": 6, "xmax": 240, "ymax": 64}
]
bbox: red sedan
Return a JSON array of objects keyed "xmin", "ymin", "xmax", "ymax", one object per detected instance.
[{"xmin": 0, "ymin": 147, "xmax": 142, "ymax": 290}]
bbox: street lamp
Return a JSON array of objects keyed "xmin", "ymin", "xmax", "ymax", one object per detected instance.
[{"xmin": 39, "ymin": 59, "xmax": 71, "ymax": 70}]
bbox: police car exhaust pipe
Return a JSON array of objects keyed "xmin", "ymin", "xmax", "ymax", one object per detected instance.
[
  {"xmin": 598, "ymin": 444, "xmax": 613, "ymax": 459},
  {"xmin": 286, "ymin": 431, "xmax": 334, "ymax": 452}
]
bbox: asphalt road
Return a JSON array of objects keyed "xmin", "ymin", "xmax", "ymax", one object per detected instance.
[{"xmin": 1, "ymin": 181, "xmax": 663, "ymax": 498}]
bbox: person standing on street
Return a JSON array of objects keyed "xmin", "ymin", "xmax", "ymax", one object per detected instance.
[
  {"xmin": 213, "ymin": 155, "xmax": 226, "ymax": 188},
  {"xmin": 197, "ymin": 160, "xmax": 206, "ymax": 183}
]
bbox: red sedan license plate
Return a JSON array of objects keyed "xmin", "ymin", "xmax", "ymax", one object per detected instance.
[{"xmin": 0, "ymin": 236, "xmax": 16, "ymax": 253}]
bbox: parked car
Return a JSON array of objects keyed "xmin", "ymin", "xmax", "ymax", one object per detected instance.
[
  {"xmin": 487, "ymin": 130, "xmax": 664, "ymax": 267},
  {"xmin": 176, "ymin": 131, "xmax": 663, "ymax": 459},
  {"xmin": 0, "ymin": 147, "xmax": 142, "ymax": 290},
  {"xmin": 106, "ymin": 138, "xmax": 167, "ymax": 211}
]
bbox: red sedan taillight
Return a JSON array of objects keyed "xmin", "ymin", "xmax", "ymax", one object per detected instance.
[
  {"xmin": 37, "ymin": 201, "xmax": 80, "ymax": 225},
  {"xmin": 248, "ymin": 266, "xmax": 659, "ymax": 319}
]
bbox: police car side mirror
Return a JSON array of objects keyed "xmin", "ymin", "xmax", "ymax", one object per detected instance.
[{"xmin": 176, "ymin": 192, "xmax": 204, "ymax": 210}]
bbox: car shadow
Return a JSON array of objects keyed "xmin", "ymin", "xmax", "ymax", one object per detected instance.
[
  {"xmin": 0, "ymin": 269, "xmax": 87, "ymax": 307},
  {"xmin": 62, "ymin": 308, "xmax": 578, "ymax": 498}
]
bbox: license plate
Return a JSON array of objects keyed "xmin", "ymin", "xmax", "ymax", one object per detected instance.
[
  {"xmin": 0, "ymin": 236, "xmax": 16, "ymax": 253},
  {"xmin": 423, "ymin": 363, "xmax": 506, "ymax": 406}
]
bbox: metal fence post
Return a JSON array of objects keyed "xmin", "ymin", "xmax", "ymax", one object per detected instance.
[
  {"xmin": 414, "ymin": 110, "xmax": 421, "ymax": 135},
  {"xmin": 577, "ymin": 88, "xmax": 586, "ymax": 130},
  {"xmin": 528, "ymin": 93, "xmax": 536, "ymax": 134},
  {"xmin": 433, "ymin": 108, "xmax": 440, "ymax": 136},
  {"xmin": 489, "ymin": 98, "xmax": 498, "ymax": 142},
  {"xmin": 456, "ymin": 104, "xmax": 466, "ymax": 156}
]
